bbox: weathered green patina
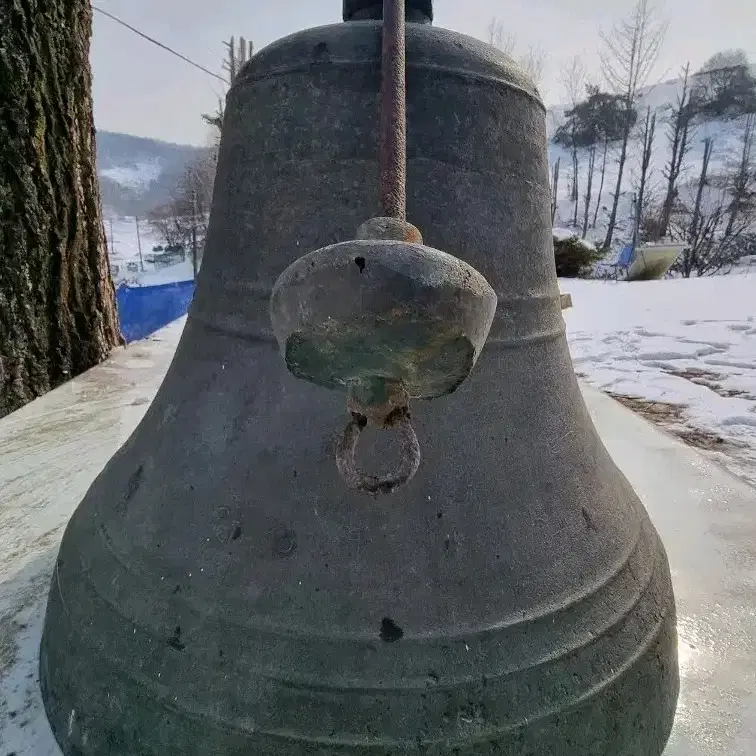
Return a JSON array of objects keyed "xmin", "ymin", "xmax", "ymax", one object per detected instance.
[{"xmin": 270, "ymin": 239, "xmax": 497, "ymax": 406}]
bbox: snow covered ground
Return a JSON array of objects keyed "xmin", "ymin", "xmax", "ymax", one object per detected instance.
[
  {"xmin": 562, "ymin": 274, "xmax": 756, "ymax": 488},
  {"xmin": 99, "ymin": 157, "xmax": 164, "ymax": 191},
  {"xmin": 105, "ymin": 216, "xmax": 195, "ymax": 287}
]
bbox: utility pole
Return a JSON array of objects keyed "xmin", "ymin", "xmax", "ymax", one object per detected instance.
[{"xmin": 135, "ymin": 216, "xmax": 144, "ymax": 271}]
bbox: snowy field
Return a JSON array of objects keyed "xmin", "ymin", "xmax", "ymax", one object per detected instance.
[
  {"xmin": 106, "ymin": 216, "xmax": 195, "ymax": 287},
  {"xmin": 562, "ymin": 274, "xmax": 756, "ymax": 488}
]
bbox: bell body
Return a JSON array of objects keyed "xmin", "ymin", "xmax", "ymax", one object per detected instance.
[{"xmin": 40, "ymin": 13, "xmax": 678, "ymax": 756}]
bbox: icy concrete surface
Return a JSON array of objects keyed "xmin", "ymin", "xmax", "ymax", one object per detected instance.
[
  {"xmin": 0, "ymin": 320, "xmax": 185, "ymax": 755},
  {"xmin": 1, "ymin": 316, "xmax": 754, "ymax": 755}
]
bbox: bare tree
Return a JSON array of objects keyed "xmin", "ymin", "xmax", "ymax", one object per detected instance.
[
  {"xmin": 487, "ymin": 19, "xmax": 547, "ymax": 86},
  {"xmin": 570, "ymin": 160, "xmax": 581, "ymax": 226},
  {"xmin": 519, "ymin": 45, "xmax": 547, "ymax": 87},
  {"xmin": 148, "ymin": 151, "xmax": 218, "ymax": 273},
  {"xmin": 599, "ymin": 0, "xmax": 668, "ymax": 249},
  {"xmin": 153, "ymin": 36, "xmax": 254, "ymax": 273},
  {"xmin": 723, "ymin": 113, "xmax": 756, "ymax": 238},
  {"xmin": 486, "ymin": 18, "xmax": 514, "ymax": 54},
  {"xmin": 689, "ymin": 139, "xmax": 714, "ymax": 249},
  {"xmin": 634, "ymin": 106, "xmax": 657, "ymax": 240},
  {"xmin": 147, "ymin": 213, "xmax": 186, "ymax": 252},
  {"xmin": 593, "ymin": 136, "xmax": 610, "ymax": 228},
  {"xmin": 669, "ymin": 123, "xmax": 756, "ymax": 277},
  {"xmin": 657, "ymin": 62, "xmax": 695, "ymax": 238},
  {"xmin": 559, "ymin": 56, "xmax": 587, "ymax": 106},
  {"xmin": 202, "ymin": 36, "xmax": 255, "ymax": 141},
  {"xmin": 0, "ymin": 0, "xmax": 122, "ymax": 418},
  {"xmin": 582, "ymin": 144, "xmax": 597, "ymax": 238},
  {"xmin": 558, "ymin": 56, "xmax": 588, "ymax": 228},
  {"xmin": 672, "ymin": 138, "xmax": 726, "ymax": 276},
  {"xmin": 550, "ymin": 158, "xmax": 561, "ymax": 224}
]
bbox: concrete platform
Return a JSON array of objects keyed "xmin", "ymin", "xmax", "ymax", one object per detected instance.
[{"xmin": 1, "ymin": 317, "xmax": 754, "ymax": 755}]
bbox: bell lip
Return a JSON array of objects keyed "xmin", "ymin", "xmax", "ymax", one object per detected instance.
[{"xmin": 38, "ymin": 517, "xmax": 678, "ymax": 752}]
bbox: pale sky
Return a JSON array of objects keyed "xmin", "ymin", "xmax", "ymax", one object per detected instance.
[{"xmin": 90, "ymin": 0, "xmax": 756, "ymax": 146}]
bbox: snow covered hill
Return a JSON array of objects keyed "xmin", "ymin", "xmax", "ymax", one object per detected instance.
[
  {"xmin": 96, "ymin": 131, "xmax": 207, "ymax": 217},
  {"xmin": 545, "ymin": 75, "xmax": 754, "ymax": 252}
]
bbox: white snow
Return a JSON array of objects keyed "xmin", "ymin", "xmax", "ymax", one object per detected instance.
[
  {"xmin": 547, "ymin": 79, "xmax": 755, "ymax": 252},
  {"xmin": 562, "ymin": 274, "xmax": 756, "ymax": 487},
  {"xmin": 136, "ymin": 259, "xmax": 196, "ymax": 286},
  {"xmin": 553, "ymin": 227, "xmax": 598, "ymax": 250},
  {"xmin": 99, "ymin": 158, "xmax": 163, "ymax": 191},
  {"xmin": 106, "ymin": 217, "xmax": 195, "ymax": 287},
  {"xmin": 0, "ymin": 323, "xmax": 183, "ymax": 756}
]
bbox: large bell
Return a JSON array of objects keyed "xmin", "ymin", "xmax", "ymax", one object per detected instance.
[{"xmin": 39, "ymin": 1, "xmax": 679, "ymax": 754}]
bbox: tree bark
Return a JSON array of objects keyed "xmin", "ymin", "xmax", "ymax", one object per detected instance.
[{"xmin": 0, "ymin": 0, "xmax": 122, "ymax": 419}]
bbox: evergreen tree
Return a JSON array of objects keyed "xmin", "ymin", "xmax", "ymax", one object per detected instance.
[
  {"xmin": 554, "ymin": 86, "xmax": 632, "ymax": 149},
  {"xmin": 691, "ymin": 50, "xmax": 756, "ymax": 119}
]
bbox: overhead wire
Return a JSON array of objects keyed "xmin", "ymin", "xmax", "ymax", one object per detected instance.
[{"xmin": 92, "ymin": 4, "xmax": 228, "ymax": 84}]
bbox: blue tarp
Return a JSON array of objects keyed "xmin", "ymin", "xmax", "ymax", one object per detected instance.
[{"xmin": 116, "ymin": 280, "xmax": 195, "ymax": 343}]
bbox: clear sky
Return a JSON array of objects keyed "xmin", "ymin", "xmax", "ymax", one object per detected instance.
[{"xmin": 90, "ymin": 0, "xmax": 756, "ymax": 146}]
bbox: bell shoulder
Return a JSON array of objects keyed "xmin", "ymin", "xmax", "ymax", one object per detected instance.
[{"xmin": 233, "ymin": 20, "xmax": 542, "ymax": 107}]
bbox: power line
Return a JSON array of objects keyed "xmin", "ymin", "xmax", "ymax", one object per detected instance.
[{"xmin": 92, "ymin": 5, "xmax": 228, "ymax": 84}]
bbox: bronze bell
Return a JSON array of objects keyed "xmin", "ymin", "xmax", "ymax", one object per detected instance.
[{"xmin": 39, "ymin": 1, "xmax": 679, "ymax": 754}]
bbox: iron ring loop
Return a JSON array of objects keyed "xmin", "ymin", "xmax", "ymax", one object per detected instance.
[{"xmin": 335, "ymin": 409, "xmax": 420, "ymax": 495}]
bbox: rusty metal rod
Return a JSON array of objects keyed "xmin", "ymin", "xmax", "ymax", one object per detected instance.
[{"xmin": 379, "ymin": 0, "xmax": 407, "ymax": 220}]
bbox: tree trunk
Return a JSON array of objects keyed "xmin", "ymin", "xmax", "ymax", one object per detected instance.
[
  {"xmin": 550, "ymin": 158, "xmax": 560, "ymax": 224},
  {"xmin": 685, "ymin": 138, "xmax": 714, "ymax": 278},
  {"xmin": 571, "ymin": 147, "xmax": 579, "ymax": 227},
  {"xmin": 602, "ymin": 117, "xmax": 632, "ymax": 250},
  {"xmin": 582, "ymin": 144, "xmax": 596, "ymax": 238},
  {"xmin": 0, "ymin": 0, "xmax": 122, "ymax": 419},
  {"xmin": 636, "ymin": 108, "xmax": 656, "ymax": 242},
  {"xmin": 660, "ymin": 66, "xmax": 692, "ymax": 239},
  {"xmin": 593, "ymin": 137, "xmax": 609, "ymax": 229}
]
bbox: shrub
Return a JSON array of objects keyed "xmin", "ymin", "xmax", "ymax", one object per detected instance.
[{"xmin": 553, "ymin": 234, "xmax": 604, "ymax": 277}]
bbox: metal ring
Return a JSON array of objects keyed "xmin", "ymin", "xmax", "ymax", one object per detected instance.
[{"xmin": 335, "ymin": 408, "xmax": 420, "ymax": 495}]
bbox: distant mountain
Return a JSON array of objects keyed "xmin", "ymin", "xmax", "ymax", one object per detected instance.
[{"xmin": 96, "ymin": 130, "xmax": 207, "ymax": 217}]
